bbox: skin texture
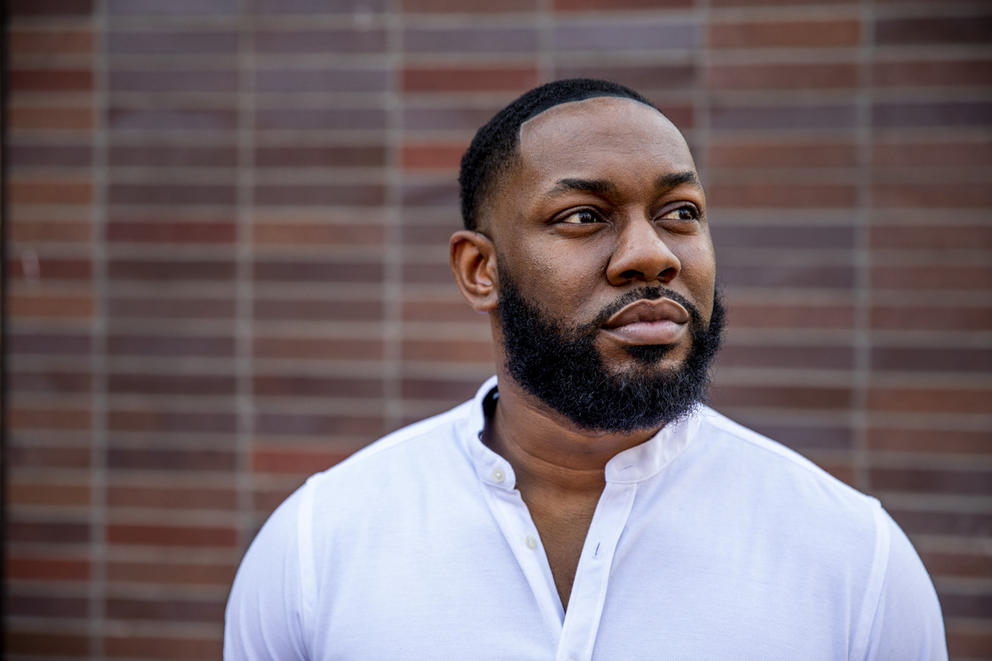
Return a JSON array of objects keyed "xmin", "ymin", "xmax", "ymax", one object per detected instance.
[{"xmin": 449, "ymin": 97, "xmax": 717, "ymax": 610}]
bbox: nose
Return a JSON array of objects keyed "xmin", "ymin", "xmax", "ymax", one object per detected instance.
[{"xmin": 606, "ymin": 216, "xmax": 681, "ymax": 286}]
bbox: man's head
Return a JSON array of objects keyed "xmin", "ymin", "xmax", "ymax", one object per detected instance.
[{"xmin": 450, "ymin": 78, "xmax": 723, "ymax": 433}]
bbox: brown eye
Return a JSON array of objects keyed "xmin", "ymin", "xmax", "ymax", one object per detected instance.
[
  {"xmin": 660, "ymin": 205, "xmax": 699, "ymax": 222},
  {"xmin": 560, "ymin": 209, "xmax": 603, "ymax": 224}
]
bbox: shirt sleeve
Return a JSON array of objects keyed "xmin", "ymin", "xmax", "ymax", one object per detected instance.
[
  {"xmin": 224, "ymin": 486, "xmax": 311, "ymax": 661},
  {"xmin": 863, "ymin": 509, "xmax": 947, "ymax": 660}
]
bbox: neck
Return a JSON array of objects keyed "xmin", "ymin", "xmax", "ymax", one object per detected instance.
[{"xmin": 485, "ymin": 375, "xmax": 662, "ymax": 495}]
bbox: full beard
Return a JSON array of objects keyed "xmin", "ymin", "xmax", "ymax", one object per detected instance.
[{"xmin": 497, "ymin": 271, "xmax": 725, "ymax": 433}]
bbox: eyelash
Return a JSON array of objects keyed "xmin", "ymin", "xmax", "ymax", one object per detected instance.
[{"xmin": 558, "ymin": 205, "xmax": 700, "ymax": 225}]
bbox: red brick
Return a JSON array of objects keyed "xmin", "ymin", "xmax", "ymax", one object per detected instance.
[
  {"xmin": 253, "ymin": 375, "xmax": 383, "ymax": 398},
  {"xmin": 252, "ymin": 446, "xmax": 352, "ymax": 474},
  {"xmin": 108, "ymin": 295, "xmax": 236, "ymax": 320},
  {"xmin": 708, "ymin": 140, "xmax": 857, "ymax": 168},
  {"xmin": 107, "ymin": 559, "xmax": 235, "ymax": 586},
  {"xmin": 709, "ymin": 384, "xmax": 852, "ymax": 410},
  {"xmin": 946, "ymin": 627, "xmax": 992, "ymax": 659},
  {"xmin": 402, "ymin": 298, "xmax": 488, "ymax": 324},
  {"xmin": 709, "ymin": 18, "xmax": 860, "ymax": 48},
  {"xmin": 402, "ymin": 143, "xmax": 466, "ymax": 170},
  {"xmin": 554, "ymin": 64, "xmax": 696, "ymax": 94},
  {"xmin": 871, "ymin": 468, "xmax": 992, "ymax": 495},
  {"xmin": 105, "ymin": 595, "xmax": 224, "ymax": 622},
  {"xmin": 255, "ymin": 144, "xmax": 385, "ymax": 168},
  {"xmin": 107, "ymin": 484, "xmax": 237, "ymax": 511},
  {"xmin": 9, "ymin": 406, "xmax": 91, "ymax": 430},
  {"xmin": 9, "ymin": 481, "xmax": 91, "ymax": 507},
  {"xmin": 402, "ymin": 377, "xmax": 490, "ymax": 401},
  {"xmin": 253, "ymin": 297, "xmax": 382, "ymax": 322},
  {"xmin": 718, "ymin": 343, "xmax": 854, "ymax": 370},
  {"xmin": 868, "ymin": 386, "xmax": 991, "ymax": 414},
  {"xmin": 108, "ymin": 409, "xmax": 236, "ymax": 434},
  {"xmin": 254, "ymin": 412, "xmax": 383, "ymax": 437},
  {"xmin": 107, "ymin": 448, "xmax": 236, "ymax": 472},
  {"xmin": 873, "ymin": 182, "xmax": 992, "ymax": 208},
  {"xmin": 887, "ymin": 508, "xmax": 992, "ymax": 536},
  {"xmin": 707, "ymin": 62, "xmax": 857, "ymax": 89},
  {"xmin": 9, "ymin": 69, "xmax": 93, "ymax": 92},
  {"xmin": 107, "ymin": 523, "xmax": 237, "ymax": 548},
  {"xmin": 254, "ymin": 183, "xmax": 385, "ymax": 207},
  {"xmin": 921, "ymin": 551, "xmax": 992, "ymax": 578},
  {"xmin": 403, "ymin": 339, "xmax": 495, "ymax": 363},
  {"xmin": 403, "ymin": 66, "xmax": 539, "ymax": 92}
]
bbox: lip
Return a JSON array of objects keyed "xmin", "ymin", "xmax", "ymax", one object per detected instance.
[{"xmin": 601, "ymin": 298, "xmax": 690, "ymax": 345}]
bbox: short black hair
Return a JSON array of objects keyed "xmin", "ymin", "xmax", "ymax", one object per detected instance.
[{"xmin": 458, "ymin": 78, "xmax": 658, "ymax": 231}]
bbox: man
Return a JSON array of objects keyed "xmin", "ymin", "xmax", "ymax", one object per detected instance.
[{"xmin": 225, "ymin": 79, "xmax": 946, "ymax": 659}]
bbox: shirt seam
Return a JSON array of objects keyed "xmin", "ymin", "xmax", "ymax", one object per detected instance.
[{"xmin": 849, "ymin": 502, "xmax": 891, "ymax": 660}]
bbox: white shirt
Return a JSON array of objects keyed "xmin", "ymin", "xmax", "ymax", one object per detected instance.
[{"xmin": 225, "ymin": 376, "xmax": 946, "ymax": 660}]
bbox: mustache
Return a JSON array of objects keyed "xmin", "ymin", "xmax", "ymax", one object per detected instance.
[{"xmin": 591, "ymin": 287, "xmax": 704, "ymax": 328}]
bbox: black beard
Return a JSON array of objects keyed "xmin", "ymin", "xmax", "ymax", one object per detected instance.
[{"xmin": 497, "ymin": 271, "xmax": 725, "ymax": 433}]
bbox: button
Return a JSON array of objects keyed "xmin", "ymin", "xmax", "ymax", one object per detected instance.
[
  {"xmin": 525, "ymin": 535, "xmax": 538, "ymax": 549},
  {"xmin": 491, "ymin": 468, "xmax": 505, "ymax": 483}
]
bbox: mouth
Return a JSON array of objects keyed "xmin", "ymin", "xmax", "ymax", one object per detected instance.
[{"xmin": 600, "ymin": 298, "xmax": 690, "ymax": 345}]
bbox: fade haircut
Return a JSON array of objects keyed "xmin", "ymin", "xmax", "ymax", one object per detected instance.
[{"xmin": 458, "ymin": 78, "xmax": 658, "ymax": 231}]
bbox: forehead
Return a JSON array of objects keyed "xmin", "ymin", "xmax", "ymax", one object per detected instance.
[{"xmin": 516, "ymin": 96, "xmax": 695, "ymax": 177}]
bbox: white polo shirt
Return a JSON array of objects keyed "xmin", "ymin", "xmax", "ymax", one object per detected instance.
[{"xmin": 225, "ymin": 377, "xmax": 946, "ymax": 660}]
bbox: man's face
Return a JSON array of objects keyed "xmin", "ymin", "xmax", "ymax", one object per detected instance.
[{"xmin": 484, "ymin": 96, "xmax": 721, "ymax": 431}]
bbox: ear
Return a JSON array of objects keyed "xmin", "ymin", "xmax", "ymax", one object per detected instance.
[{"xmin": 450, "ymin": 230, "xmax": 499, "ymax": 313}]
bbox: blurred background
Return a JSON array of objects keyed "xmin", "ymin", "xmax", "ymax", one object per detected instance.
[{"xmin": 5, "ymin": 0, "xmax": 991, "ymax": 658}]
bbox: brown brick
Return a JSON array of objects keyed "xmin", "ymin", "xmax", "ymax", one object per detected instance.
[
  {"xmin": 401, "ymin": 223, "xmax": 457, "ymax": 246},
  {"xmin": 9, "ymin": 0, "xmax": 92, "ymax": 15},
  {"xmin": 8, "ymin": 255, "xmax": 91, "ymax": 281},
  {"xmin": 107, "ymin": 30, "xmax": 237, "ymax": 54},
  {"xmin": 9, "ymin": 519, "xmax": 90, "ymax": 545},
  {"xmin": 712, "ymin": 0, "xmax": 856, "ymax": 6},
  {"xmin": 709, "ymin": 18, "xmax": 859, "ymax": 48},
  {"xmin": 9, "ymin": 69, "xmax": 93, "ymax": 92},
  {"xmin": 869, "ymin": 224, "xmax": 992, "ymax": 251},
  {"xmin": 9, "ymin": 177, "xmax": 92, "ymax": 205},
  {"xmin": 9, "ymin": 481, "xmax": 91, "ymax": 507},
  {"xmin": 107, "ymin": 559, "xmax": 234, "ymax": 586},
  {"xmin": 871, "ymin": 305, "xmax": 992, "ymax": 331},
  {"xmin": 8, "ymin": 292, "xmax": 94, "ymax": 319},
  {"xmin": 871, "ymin": 265, "xmax": 991, "ymax": 290},
  {"xmin": 554, "ymin": 21, "xmax": 697, "ymax": 51},
  {"xmin": 875, "ymin": 15, "xmax": 992, "ymax": 45},
  {"xmin": 402, "ymin": 298, "xmax": 489, "ymax": 324},
  {"xmin": 873, "ymin": 101, "xmax": 992, "ymax": 129},
  {"xmin": 8, "ymin": 143, "xmax": 93, "ymax": 168},
  {"xmin": 253, "ymin": 259, "xmax": 383, "ymax": 284},
  {"xmin": 871, "ymin": 468, "xmax": 992, "ymax": 495},
  {"xmin": 717, "ymin": 343, "xmax": 854, "ymax": 370},
  {"xmin": 109, "ymin": 69, "xmax": 237, "ymax": 93},
  {"xmin": 8, "ymin": 593, "xmax": 89, "ymax": 619},
  {"xmin": 872, "ymin": 182, "xmax": 992, "ymax": 208},
  {"xmin": 740, "ymin": 420, "xmax": 854, "ymax": 451},
  {"xmin": 554, "ymin": 64, "xmax": 696, "ymax": 93},
  {"xmin": 872, "ymin": 138, "xmax": 992, "ymax": 167},
  {"xmin": 107, "ymin": 448, "xmax": 236, "ymax": 472},
  {"xmin": 252, "ymin": 446, "xmax": 352, "ymax": 474},
  {"xmin": 709, "ymin": 384, "xmax": 852, "ymax": 410},
  {"xmin": 9, "ymin": 406, "xmax": 91, "ymax": 430},
  {"xmin": 887, "ymin": 508, "xmax": 992, "ymax": 536},
  {"xmin": 707, "ymin": 62, "xmax": 857, "ymax": 89},
  {"xmin": 874, "ymin": 58, "xmax": 992, "ymax": 87},
  {"xmin": 868, "ymin": 386, "xmax": 991, "ymax": 414},
  {"xmin": 939, "ymin": 591, "xmax": 992, "ymax": 619},
  {"xmin": 109, "ymin": 144, "xmax": 237, "ymax": 168},
  {"xmin": 252, "ymin": 221, "xmax": 386, "ymax": 246},
  {"xmin": 107, "ymin": 484, "xmax": 237, "ymax": 511},
  {"xmin": 255, "ymin": 144, "xmax": 386, "ymax": 168},
  {"xmin": 255, "ymin": 28, "xmax": 386, "ymax": 53},
  {"xmin": 402, "ymin": 143, "xmax": 466, "ymax": 171},
  {"xmin": 9, "ymin": 331, "xmax": 91, "ymax": 355},
  {"xmin": 106, "ymin": 220, "xmax": 235, "ymax": 244},
  {"xmin": 405, "ymin": 26, "xmax": 537, "ymax": 53},
  {"xmin": 107, "ymin": 333, "xmax": 235, "ymax": 357},
  {"xmin": 401, "ymin": 180, "xmax": 460, "ymax": 208},
  {"xmin": 108, "ymin": 295, "xmax": 236, "ymax": 320},
  {"xmin": 403, "ymin": 261, "xmax": 458, "ymax": 284},
  {"xmin": 256, "ymin": 107, "xmax": 386, "ymax": 131},
  {"xmin": 254, "ymin": 336, "xmax": 384, "ymax": 360},
  {"xmin": 871, "ymin": 346, "xmax": 992, "ymax": 373},
  {"xmin": 108, "ymin": 409, "xmax": 236, "ymax": 434},
  {"xmin": 9, "ymin": 106, "xmax": 94, "ymax": 131},
  {"xmin": 723, "ymin": 261, "xmax": 855, "ymax": 289},
  {"xmin": 9, "ymin": 219, "xmax": 92, "ymax": 243},
  {"xmin": 402, "ymin": 102, "xmax": 503, "ymax": 132},
  {"xmin": 10, "ymin": 443, "xmax": 91, "ymax": 469},
  {"xmin": 402, "ymin": 0, "xmax": 535, "ymax": 11},
  {"xmin": 713, "ymin": 224, "xmax": 855, "ymax": 250},
  {"xmin": 108, "ymin": 372, "xmax": 235, "ymax": 396},
  {"xmin": 9, "ymin": 369, "xmax": 91, "ymax": 394},
  {"xmin": 103, "ymin": 634, "xmax": 221, "ymax": 661},
  {"xmin": 946, "ymin": 627, "xmax": 992, "ymax": 659},
  {"xmin": 254, "ymin": 412, "xmax": 383, "ymax": 437},
  {"xmin": 6, "ymin": 631, "xmax": 90, "ymax": 657},
  {"xmin": 401, "ymin": 377, "xmax": 486, "ymax": 401},
  {"xmin": 253, "ymin": 183, "xmax": 385, "ymax": 207},
  {"xmin": 403, "ymin": 339, "xmax": 495, "ymax": 363},
  {"xmin": 7, "ymin": 554, "xmax": 91, "ymax": 582},
  {"xmin": 108, "ymin": 183, "xmax": 236, "ymax": 207},
  {"xmin": 108, "ymin": 258, "xmax": 235, "ymax": 282},
  {"xmin": 867, "ymin": 427, "xmax": 991, "ymax": 455},
  {"xmin": 253, "ymin": 375, "xmax": 383, "ymax": 398},
  {"xmin": 105, "ymin": 596, "xmax": 224, "ymax": 622},
  {"xmin": 109, "ymin": 106, "xmax": 238, "ymax": 131},
  {"xmin": 403, "ymin": 66, "xmax": 539, "ymax": 92},
  {"xmin": 919, "ymin": 550, "xmax": 992, "ymax": 579},
  {"xmin": 106, "ymin": 523, "xmax": 237, "ymax": 548},
  {"xmin": 253, "ymin": 297, "xmax": 382, "ymax": 322},
  {"xmin": 709, "ymin": 140, "xmax": 858, "ymax": 168}
]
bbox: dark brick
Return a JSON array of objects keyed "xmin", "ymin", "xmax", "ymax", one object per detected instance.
[
  {"xmin": 107, "ymin": 333, "xmax": 235, "ymax": 358},
  {"xmin": 717, "ymin": 343, "xmax": 855, "ymax": 370},
  {"xmin": 256, "ymin": 108, "xmax": 386, "ymax": 131},
  {"xmin": 8, "ymin": 0, "xmax": 92, "ymax": 15},
  {"xmin": 108, "ymin": 258, "xmax": 235, "ymax": 282},
  {"xmin": 253, "ymin": 0, "xmax": 387, "ymax": 12},
  {"xmin": 254, "ymin": 144, "xmax": 386, "ymax": 168},
  {"xmin": 255, "ymin": 28, "xmax": 387, "ymax": 53},
  {"xmin": 9, "ymin": 69, "xmax": 93, "ymax": 92},
  {"xmin": 9, "ymin": 520, "xmax": 90, "ymax": 545},
  {"xmin": 109, "ymin": 144, "xmax": 237, "ymax": 168},
  {"xmin": 108, "ymin": 296, "xmax": 236, "ymax": 320},
  {"xmin": 710, "ymin": 18, "xmax": 859, "ymax": 48},
  {"xmin": 254, "ymin": 184, "xmax": 385, "ymax": 206},
  {"xmin": 6, "ymin": 632, "xmax": 90, "ymax": 657},
  {"xmin": 108, "ymin": 372, "xmax": 235, "ymax": 396},
  {"xmin": 871, "ymin": 468, "xmax": 992, "ymax": 496},
  {"xmin": 108, "ymin": 183, "xmax": 236, "ymax": 207},
  {"xmin": 106, "ymin": 523, "xmax": 237, "ymax": 547},
  {"xmin": 109, "ymin": 69, "xmax": 238, "ymax": 93},
  {"xmin": 106, "ymin": 220, "xmax": 236, "ymax": 244},
  {"xmin": 108, "ymin": 0, "xmax": 238, "ymax": 14},
  {"xmin": 254, "ymin": 412, "xmax": 384, "ymax": 437},
  {"xmin": 253, "ymin": 297, "xmax": 383, "ymax": 321},
  {"xmin": 554, "ymin": 20, "xmax": 698, "ymax": 51},
  {"xmin": 109, "ymin": 107, "xmax": 238, "ymax": 131},
  {"xmin": 8, "ymin": 144, "xmax": 93, "ymax": 168},
  {"xmin": 109, "ymin": 409, "xmax": 237, "ymax": 433},
  {"xmin": 711, "ymin": 103, "xmax": 858, "ymax": 130},
  {"xmin": 404, "ymin": 26, "xmax": 537, "ymax": 53},
  {"xmin": 713, "ymin": 224, "xmax": 856, "ymax": 250},
  {"xmin": 873, "ymin": 101, "xmax": 992, "ymax": 129},
  {"xmin": 555, "ymin": 64, "xmax": 696, "ymax": 91},
  {"xmin": 253, "ymin": 259, "xmax": 383, "ymax": 283},
  {"xmin": 8, "ymin": 593, "xmax": 89, "ymax": 619},
  {"xmin": 403, "ymin": 66, "xmax": 538, "ymax": 92},
  {"xmin": 253, "ymin": 375, "xmax": 383, "ymax": 398},
  {"xmin": 107, "ymin": 447, "xmax": 236, "ymax": 472},
  {"xmin": 105, "ymin": 596, "xmax": 224, "ymax": 622},
  {"xmin": 402, "ymin": 0, "xmax": 534, "ymax": 11},
  {"xmin": 8, "ymin": 332, "xmax": 91, "ymax": 355},
  {"xmin": 107, "ymin": 30, "xmax": 238, "ymax": 54},
  {"xmin": 875, "ymin": 15, "xmax": 992, "ymax": 45},
  {"xmin": 255, "ymin": 68, "xmax": 388, "ymax": 93},
  {"xmin": 707, "ymin": 62, "xmax": 857, "ymax": 89},
  {"xmin": 871, "ymin": 346, "xmax": 992, "ymax": 373},
  {"xmin": 709, "ymin": 384, "xmax": 852, "ymax": 410},
  {"xmin": 9, "ymin": 370, "xmax": 92, "ymax": 394}
]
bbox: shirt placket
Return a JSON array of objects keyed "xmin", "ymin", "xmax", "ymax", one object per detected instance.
[{"xmin": 555, "ymin": 481, "xmax": 637, "ymax": 661}]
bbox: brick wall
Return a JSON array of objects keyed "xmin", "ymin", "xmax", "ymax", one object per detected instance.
[{"xmin": 5, "ymin": 0, "xmax": 990, "ymax": 658}]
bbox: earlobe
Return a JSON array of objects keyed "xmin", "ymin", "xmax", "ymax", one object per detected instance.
[{"xmin": 450, "ymin": 230, "xmax": 499, "ymax": 312}]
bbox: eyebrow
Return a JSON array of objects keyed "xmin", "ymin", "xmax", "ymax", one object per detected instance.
[{"xmin": 545, "ymin": 171, "xmax": 701, "ymax": 199}]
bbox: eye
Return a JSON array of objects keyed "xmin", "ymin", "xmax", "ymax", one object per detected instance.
[
  {"xmin": 558, "ymin": 208, "xmax": 604, "ymax": 225},
  {"xmin": 659, "ymin": 204, "xmax": 700, "ymax": 222}
]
